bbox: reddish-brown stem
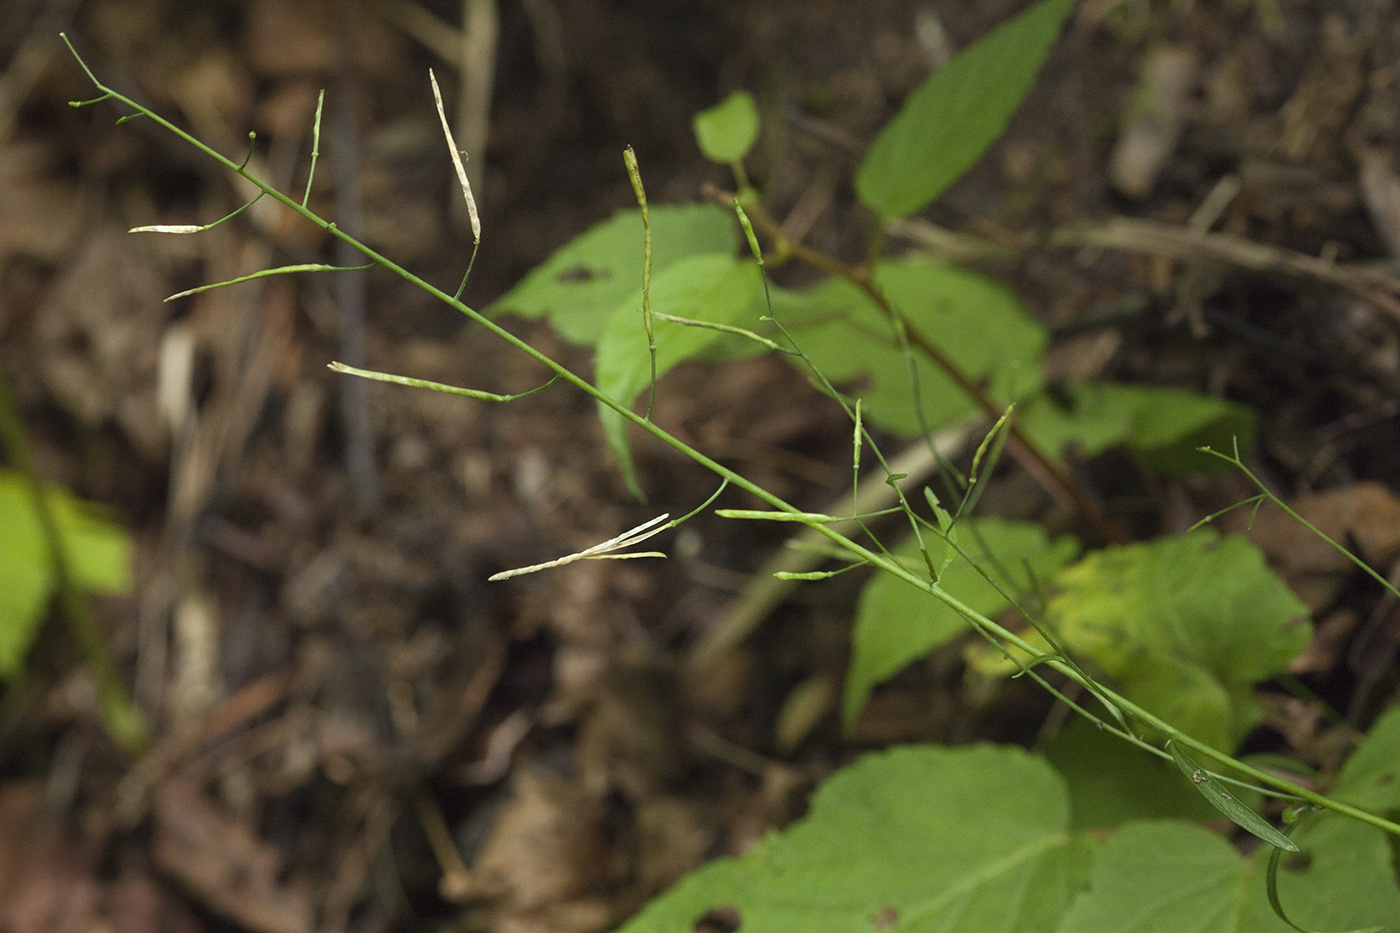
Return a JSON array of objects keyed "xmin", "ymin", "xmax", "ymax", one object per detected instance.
[{"xmin": 711, "ymin": 186, "xmax": 1126, "ymax": 545}]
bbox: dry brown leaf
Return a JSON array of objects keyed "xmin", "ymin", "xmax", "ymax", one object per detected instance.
[
  {"xmin": 1248, "ymin": 481, "xmax": 1400, "ymax": 610},
  {"xmin": 153, "ymin": 779, "xmax": 313, "ymax": 933},
  {"xmin": 35, "ymin": 227, "xmax": 170, "ymax": 460},
  {"xmin": 462, "ymin": 769, "xmax": 608, "ymax": 910},
  {"xmin": 108, "ymin": 870, "xmax": 205, "ymax": 933},
  {"xmin": 1249, "ymin": 481, "xmax": 1400, "ymax": 574},
  {"xmin": 633, "ymin": 796, "xmax": 714, "ymax": 897},
  {"xmin": 0, "ymin": 145, "xmax": 83, "ymax": 263},
  {"xmin": 0, "ymin": 781, "xmax": 103, "ymax": 933}
]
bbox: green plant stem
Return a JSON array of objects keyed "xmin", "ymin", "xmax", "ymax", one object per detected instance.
[
  {"xmin": 812, "ymin": 524, "xmax": 1400, "ymax": 839},
  {"xmin": 711, "ymin": 186, "xmax": 1126, "ymax": 545},
  {"xmin": 65, "ymin": 40, "xmax": 1400, "ymax": 841},
  {"xmin": 1213, "ymin": 447, "xmax": 1400, "ymax": 603},
  {"xmin": 0, "ymin": 358, "xmax": 148, "ymax": 755}
]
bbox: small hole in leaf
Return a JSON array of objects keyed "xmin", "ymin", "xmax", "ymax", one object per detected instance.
[
  {"xmin": 693, "ymin": 904, "xmax": 742, "ymax": 932},
  {"xmin": 872, "ymin": 905, "xmax": 899, "ymax": 929},
  {"xmin": 556, "ymin": 266, "xmax": 606, "ymax": 283}
]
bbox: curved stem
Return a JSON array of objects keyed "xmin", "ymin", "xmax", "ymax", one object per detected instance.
[
  {"xmin": 715, "ymin": 187, "xmax": 1126, "ymax": 544},
  {"xmin": 64, "ymin": 40, "xmax": 1400, "ymax": 840}
]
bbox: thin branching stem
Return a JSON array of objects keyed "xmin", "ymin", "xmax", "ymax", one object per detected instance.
[
  {"xmin": 60, "ymin": 35, "xmax": 1400, "ymax": 842},
  {"xmin": 712, "ymin": 185, "xmax": 1127, "ymax": 545},
  {"xmin": 301, "ymin": 89, "xmax": 325, "ymax": 208},
  {"xmin": 328, "ymin": 363, "xmax": 558, "ymax": 402},
  {"xmin": 164, "ymin": 262, "xmax": 376, "ymax": 301},
  {"xmin": 1202, "ymin": 443, "xmax": 1400, "ymax": 602},
  {"xmin": 624, "ymin": 147, "xmax": 657, "ymax": 420}
]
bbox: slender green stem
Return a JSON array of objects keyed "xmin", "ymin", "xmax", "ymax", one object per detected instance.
[
  {"xmin": 164, "ymin": 262, "xmax": 376, "ymax": 301},
  {"xmin": 328, "ymin": 362, "xmax": 557, "ymax": 402},
  {"xmin": 302, "ymin": 89, "xmax": 325, "ymax": 208},
  {"xmin": 129, "ymin": 192, "xmax": 264, "ymax": 235},
  {"xmin": 623, "ymin": 147, "xmax": 657, "ymax": 420},
  {"xmin": 650, "ymin": 312, "xmax": 795, "ymax": 354},
  {"xmin": 1203, "ymin": 444, "xmax": 1400, "ymax": 602},
  {"xmin": 716, "ymin": 186, "xmax": 1126, "ymax": 545},
  {"xmin": 62, "ymin": 36, "xmax": 1400, "ymax": 840},
  {"xmin": 801, "ymin": 523, "xmax": 1400, "ymax": 838}
]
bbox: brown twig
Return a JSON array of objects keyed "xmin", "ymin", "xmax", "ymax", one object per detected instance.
[
  {"xmin": 1050, "ymin": 217, "xmax": 1400, "ymax": 320},
  {"xmin": 889, "ymin": 214, "xmax": 1400, "ymax": 321},
  {"xmin": 710, "ymin": 186, "xmax": 1127, "ymax": 544}
]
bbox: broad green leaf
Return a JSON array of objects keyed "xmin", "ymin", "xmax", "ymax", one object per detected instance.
[
  {"xmin": 1121, "ymin": 658, "xmax": 1258, "ymax": 759},
  {"xmin": 786, "ymin": 259, "xmax": 1046, "ymax": 437},
  {"xmin": 1020, "ymin": 383, "xmax": 1257, "ymax": 476},
  {"xmin": 617, "ymin": 744, "xmax": 1076, "ymax": 933},
  {"xmin": 1044, "ymin": 718, "xmax": 1218, "ymax": 831},
  {"xmin": 693, "ymin": 280, "xmax": 811, "ymax": 364},
  {"xmin": 595, "ymin": 254, "xmax": 759, "ymax": 496},
  {"xmin": 856, "ymin": 0, "xmax": 1076, "ymax": 219},
  {"xmin": 845, "ymin": 518, "xmax": 1078, "ymax": 729},
  {"xmin": 1058, "ymin": 821, "xmax": 1241, "ymax": 932},
  {"xmin": 1048, "ymin": 531, "xmax": 1310, "ymax": 751},
  {"xmin": 0, "ymin": 471, "xmax": 132, "ymax": 676},
  {"xmin": 486, "ymin": 203, "xmax": 737, "ymax": 344},
  {"xmin": 1059, "ymin": 818, "xmax": 1400, "ymax": 933},
  {"xmin": 1331, "ymin": 705, "xmax": 1400, "ymax": 814},
  {"xmin": 693, "ymin": 91, "xmax": 760, "ymax": 164}
]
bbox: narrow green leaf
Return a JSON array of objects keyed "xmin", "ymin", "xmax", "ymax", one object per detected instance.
[
  {"xmin": 693, "ymin": 91, "xmax": 760, "ymax": 164},
  {"xmin": 1167, "ymin": 741, "xmax": 1299, "ymax": 851},
  {"xmin": 856, "ymin": 0, "xmax": 1076, "ymax": 218},
  {"xmin": 922, "ymin": 486, "xmax": 957, "ymax": 579},
  {"xmin": 1266, "ymin": 839, "xmax": 1310, "ymax": 933},
  {"xmin": 486, "ymin": 203, "xmax": 737, "ymax": 345}
]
